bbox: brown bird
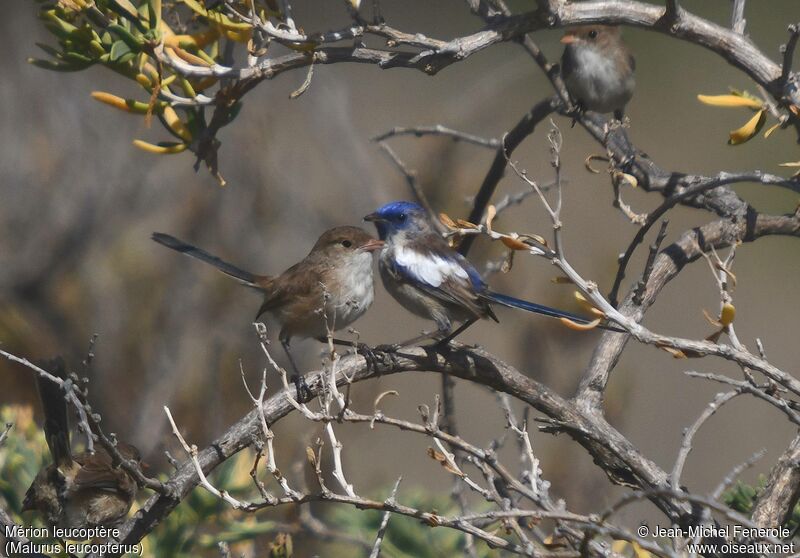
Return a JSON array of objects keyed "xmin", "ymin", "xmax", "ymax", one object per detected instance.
[
  {"xmin": 22, "ymin": 358, "xmax": 140, "ymax": 531},
  {"xmin": 560, "ymin": 25, "xmax": 635, "ymax": 120},
  {"xmin": 151, "ymin": 227, "xmax": 383, "ymax": 394}
]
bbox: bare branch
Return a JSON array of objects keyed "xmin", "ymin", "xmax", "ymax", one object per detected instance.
[
  {"xmin": 112, "ymin": 344, "xmax": 695, "ymax": 552},
  {"xmin": 751, "ymin": 433, "xmax": 800, "ymax": 528},
  {"xmin": 609, "ymin": 170, "xmax": 799, "ymax": 307},
  {"xmin": 150, "ymin": 3, "xmax": 800, "ymax": 110},
  {"xmin": 685, "ymin": 371, "xmax": 800, "ymax": 427},
  {"xmin": 671, "ymin": 390, "xmax": 740, "ymax": 490},
  {"xmin": 665, "ymin": 0, "xmax": 681, "ymax": 22},
  {"xmin": 368, "ymin": 478, "xmax": 402, "ymax": 558},
  {"xmin": 576, "ymin": 211, "xmax": 800, "ymax": 410},
  {"xmin": 731, "ymin": 0, "xmax": 746, "ymax": 34},
  {"xmin": 459, "ymin": 97, "xmax": 557, "ymax": 255},
  {"xmin": 632, "ymin": 220, "xmax": 669, "ymax": 306},
  {"xmin": 601, "ymin": 487, "xmax": 783, "ymax": 546},
  {"xmin": 782, "ymin": 23, "xmax": 800, "ymax": 83},
  {"xmin": 712, "ymin": 449, "xmax": 767, "ymax": 500},
  {"xmin": 373, "ymin": 125, "xmax": 500, "ymax": 148},
  {"xmin": 377, "ymin": 142, "xmax": 442, "ymax": 233},
  {"xmin": 164, "ymin": 405, "xmax": 252, "ymax": 510}
]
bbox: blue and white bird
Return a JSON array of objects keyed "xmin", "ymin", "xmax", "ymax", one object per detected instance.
[{"xmin": 364, "ymin": 201, "xmax": 619, "ymax": 343}]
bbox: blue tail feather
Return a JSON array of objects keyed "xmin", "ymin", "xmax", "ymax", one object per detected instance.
[{"xmin": 483, "ymin": 291, "xmax": 623, "ymax": 332}]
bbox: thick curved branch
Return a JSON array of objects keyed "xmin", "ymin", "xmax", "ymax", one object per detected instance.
[
  {"xmin": 608, "ymin": 171, "xmax": 800, "ymax": 305},
  {"xmin": 162, "ymin": 2, "xmax": 799, "ymax": 111},
  {"xmin": 576, "ymin": 211, "xmax": 800, "ymax": 410},
  {"xmin": 751, "ymin": 432, "xmax": 800, "ymax": 528},
  {"xmin": 546, "ymin": 1, "xmax": 798, "ymax": 107},
  {"xmin": 112, "ymin": 344, "xmax": 688, "ymax": 554},
  {"xmin": 459, "ymin": 97, "xmax": 558, "ymax": 255}
]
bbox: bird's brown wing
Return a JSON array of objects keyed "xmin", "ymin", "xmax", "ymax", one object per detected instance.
[
  {"xmin": 255, "ymin": 259, "xmax": 323, "ymax": 320},
  {"xmin": 73, "ymin": 452, "xmax": 131, "ymax": 493}
]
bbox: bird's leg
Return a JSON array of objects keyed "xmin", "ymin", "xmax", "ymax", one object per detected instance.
[
  {"xmin": 281, "ymin": 339, "xmax": 311, "ymax": 401},
  {"xmin": 385, "ymin": 315, "xmax": 460, "ymax": 351},
  {"xmin": 433, "ymin": 318, "xmax": 478, "ymax": 348},
  {"xmin": 569, "ymin": 101, "xmax": 585, "ymax": 127},
  {"xmin": 376, "ymin": 329, "xmax": 440, "ymax": 353},
  {"xmin": 316, "ymin": 337, "xmax": 381, "ymax": 373},
  {"xmin": 611, "ymin": 110, "xmax": 636, "ymax": 171}
]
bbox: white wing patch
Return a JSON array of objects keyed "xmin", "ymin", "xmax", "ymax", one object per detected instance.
[{"xmin": 394, "ymin": 246, "xmax": 468, "ymax": 288}]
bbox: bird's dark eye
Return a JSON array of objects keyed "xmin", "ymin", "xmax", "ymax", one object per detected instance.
[
  {"xmin": 398, "ymin": 213, "xmax": 407, "ymax": 222},
  {"xmin": 341, "ymin": 240, "xmax": 352, "ymax": 248},
  {"xmin": 588, "ymin": 30, "xmax": 598, "ymax": 39}
]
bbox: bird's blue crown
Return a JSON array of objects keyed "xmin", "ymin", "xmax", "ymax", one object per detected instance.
[
  {"xmin": 374, "ymin": 201, "xmax": 424, "ymax": 221},
  {"xmin": 368, "ymin": 201, "xmax": 427, "ymax": 238}
]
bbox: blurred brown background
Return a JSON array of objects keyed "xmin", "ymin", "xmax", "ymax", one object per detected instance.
[{"xmin": 1, "ymin": 0, "xmax": 799, "ymax": 543}]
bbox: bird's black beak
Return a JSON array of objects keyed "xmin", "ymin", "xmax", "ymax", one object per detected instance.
[{"xmin": 363, "ymin": 213, "xmax": 386, "ymax": 223}]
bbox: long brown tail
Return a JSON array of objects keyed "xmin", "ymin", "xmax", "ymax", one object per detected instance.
[
  {"xmin": 35, "ymin": 357, "xmax": 73, "ymax": 468},
  {"xmin": 152, "ymin": 232, "xmax": 268, "ymax": 289}
]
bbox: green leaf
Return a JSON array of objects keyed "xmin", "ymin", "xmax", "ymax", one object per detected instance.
[
  {"xmin": 63, "ymin": 51, "xmax": 95, "ymax": 65},
  {"xmin": 35, "ymin": 42, "xmax": 61, "ymax": 57},
  {"xmin": 109, "ymin": 40, "xmax": 132, "ymax": 61},
  {"xmin": 108, "ymin": 23, "xmax": 143, "ymax": 50},
  {"xmin": 147, "ymin": 0, "xmax": 162, "ymax": 29},
  {"xmin": 28, "ymin": 57, "xmax": 89, "ymax": 72}
]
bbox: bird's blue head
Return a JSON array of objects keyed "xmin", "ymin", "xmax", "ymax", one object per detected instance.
[{"xmin": 364, "ymin": 201, "xmax": 430, "ymax": 240}]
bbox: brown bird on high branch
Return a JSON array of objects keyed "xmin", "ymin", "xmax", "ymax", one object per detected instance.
[{"xmin": 560, "ymin": 25, "xmax": 635, "ymax": 120}]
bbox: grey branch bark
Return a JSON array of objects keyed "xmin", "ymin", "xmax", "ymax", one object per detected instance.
[
  {"xmin": 164, "ymin": 2, "xmax": 800, "ymax": 110},
  {"xmin": 110, "ymin": 343, "xmax": 688, "ymax": 554},
  {"xmin": 576, "ymin": 211, "xmax": 800, "ymax": 410},
  {"xmin": 751, "ymin": 432, "xmax": 800, "ymax": 528}
]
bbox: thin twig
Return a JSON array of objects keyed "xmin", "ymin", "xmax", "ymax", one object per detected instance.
[
  {"xmin": 459, "ymin": 97, "xmax": 557, "ymax": 255},
  {"xmin": 685, "ymin": 371, "xmax": 800, "ymax": 426},
  {"xmin": 373, "ymin": 125, "xmax": 500, "ymax": 148},
  {"xmin": 731, "ymin": 0, "xmax": 746, "ymax": 34},
  {"xmin": 164, "ymin": 405, "xmax": 252, "ymax": 510},
  {"xmin": 289, "ymin": 55, "xmax": 316, "ymax": 99},
  {"xmin": 609, "ymin": 171, "xmax": 799, "ymax": 306},
  {"xmin": 712, "ymin": 448, "xmax": 766, "ymax": 500},
  {"xmin": 240, "ymin": 361, "xmax": 299, "ymax": 500},
  {"xmin": 368, "ymin": 477, "xmax": 402, "ymax": 558},
  {"xmin": 377, "ymin": 142, "xmax": 442, "ymax": 233},
  {"xmin": 782, "ymin": 23, "xmax": 800, "ymax": 83},
  {"xmin": 632, "ymin": 220, "xmax": 669, "ymax": 306},
  {"xmin": 671, "ymin": 390, "xmax": 740, "ymax": 489},
  {"xmin": 665, "ymin": 0, "xmax": 681, "ymax": 22}
]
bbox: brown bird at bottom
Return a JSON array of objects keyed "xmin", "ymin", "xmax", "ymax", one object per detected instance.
[
  {"xmin": 151, "ymin": 226, "xmax": 383, "ymax": 396},
  {"xmin": 22, "ymin": 358, "xmax": 140, "ymax": 532}
]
